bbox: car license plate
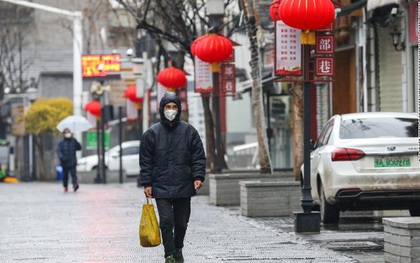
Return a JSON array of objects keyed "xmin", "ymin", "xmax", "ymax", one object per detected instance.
[{"xmin": 374, "ymin": 157, "xmax": 411, "ymax": 167}]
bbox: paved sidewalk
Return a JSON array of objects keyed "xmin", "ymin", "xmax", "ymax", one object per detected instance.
[{"xmin": 0, "ymin": 182, "xmax": 358, "ymax": 263}]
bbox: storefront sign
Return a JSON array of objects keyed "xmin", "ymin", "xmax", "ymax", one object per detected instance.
[
  {"xmin": 275, "ymin": 20, "xmax": 302, "ymax": 76},
  {"xmin": 82, "ymin": 54, "xmax": 121, "ymax": 78},
  {"xmin": 11, "ymin": 104, "xmax": 25, "ymax": 136},
  {"xmin": 86, "ymin": 131, "xmax": 110, "ymax": 150},
  {"xmin": 109, "ymin": 81, "xmax": 127, "ymax": 106}
]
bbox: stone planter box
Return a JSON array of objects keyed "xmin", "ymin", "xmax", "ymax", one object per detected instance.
[
  {"xmin": 240, "ymin": 180, "xmax": 301, "ymax": 217},
  {"xmin": 197, "ymin": 169, "xmax": 260, "ymax": 196},
  {"xmin": 383, "ymin": 217, "xmax": 420, "ymax": 263},
  {"xmin": 209, "ymin": 171, "xmax": 294, "ymax": 206}
]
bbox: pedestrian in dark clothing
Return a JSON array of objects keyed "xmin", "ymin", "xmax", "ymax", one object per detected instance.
[
  {"xmin": 139, "ymin": 92, "xmax": 206, "ymax": 263},
  {"xmin": 57, "ymin": 128, "xmax": 82, "ymax": 192}
]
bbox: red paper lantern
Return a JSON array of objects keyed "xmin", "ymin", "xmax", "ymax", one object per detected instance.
[
  {"xmin": 84, "ymin": 100, "xmax": 101, "ymax": 117},
  {"xmin": 125, "ymin": 85, "xmax": 144, "ymax": 103},
  {"xmin": 194, "ymin": 34, "xmax": 233, "ymax": 64},
  {"xmin": 279, "ymin": 0, "xmax": 335, "ymax": 30},
  {"xmin": 269, "ymin": 0, "xmax": 281, "ymax": 21},
  {"xmin": 156, "ymin": 67, "xmax": 187, "ymax": 91},
  {"xmin": 279, "ymin": 0, "xmax": 335, "ymax": 44},
  {"xmin": 190, "ymin": 35, "xmax": 208, "ymax": 56}
]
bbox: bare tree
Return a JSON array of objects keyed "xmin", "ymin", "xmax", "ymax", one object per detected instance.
[
  {"xmin": 290, "ymin": 83, "xmax": 303, "ymax": 180},
  {"xmin": 0, "ymin": 3, "xmax": 34, "ymax": 179},
  {"xmin": 115, "ymin": 0, "xmax": 238, "ymax": 172},
  {"xmin": 238, "ymin": 0, "xmax": 272, "ymax": 174},
  {"xmin": 0, "ymin": 18, "xmax": 32, "ymax": 94}
]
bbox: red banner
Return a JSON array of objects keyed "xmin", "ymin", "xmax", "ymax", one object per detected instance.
[{"xmin": 408, "ymin": 2, "xmax": 418, "ymax": 44}]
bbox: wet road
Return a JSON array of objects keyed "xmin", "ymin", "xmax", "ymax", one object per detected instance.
[{"xmin": 1, "ymin": 181, "xmax": 409, "ymax": 262}]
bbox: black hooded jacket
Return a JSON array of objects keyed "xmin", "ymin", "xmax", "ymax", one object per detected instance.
[{"xmin": 139, "ymin": 92, "xmax": 206, "ymax": 198}]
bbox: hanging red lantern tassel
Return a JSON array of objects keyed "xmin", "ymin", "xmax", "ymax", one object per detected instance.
[
  {"xmin": 269, "ymin": 0, "xmax": 281, "ymax": 21},
  {"xmin": 279, "ymin": 0, "xmax": 335, "ymax": 44},
  {"xmin": 156, "ymin": 67, "xmax": 187, "ymax": 92}
]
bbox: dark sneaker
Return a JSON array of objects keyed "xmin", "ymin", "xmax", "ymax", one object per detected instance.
[
  {"xmin": 64, "ymin": 187, "xmax": 68, "ymax": 193},
  {"xmin": 73, "ymin": 184, "xmax": 79, "ymax": 192},
  {"xmin": 165, "ymin": 255, "xmax": 177, "ymax": 263},
  {"xmin": 174, "ymin": 249, "xmax": 184, "ymax": 263}
]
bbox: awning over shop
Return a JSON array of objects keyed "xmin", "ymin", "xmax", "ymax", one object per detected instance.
[
  {"xmin": 367, "ymin": 0, "xmax": 402, "ymax": 11},
  {"xmin": 336, "ymin": 0, "xmax": 367, "ymax": 17}
]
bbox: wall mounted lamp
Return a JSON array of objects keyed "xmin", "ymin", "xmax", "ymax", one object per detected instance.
[{"xmin": 390, "ymin": 27, "xmax": 406, "ymax": 51}]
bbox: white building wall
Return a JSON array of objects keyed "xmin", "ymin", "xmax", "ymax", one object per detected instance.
[{"xmin": 187, "ymin": 92, "xmax": 206, "ymax": 151}]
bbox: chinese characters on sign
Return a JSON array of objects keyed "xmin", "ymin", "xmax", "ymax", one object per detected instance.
[
  {"xmin": 82, "ymin": 54, "xmax": 121, "ymax": 78},
  {"xmin": 315, "ymin": 25, "xmax": 334, "ymax": 77},
  {"xmin": 316, "ymin": 58, "xmax": 334, "ymax": 76},
  {"xmin": 220, "ymin": 64, "xmax": 236, "ymax": 94},
  {"xmin": 275, "ymin": 20, "xmax": 302, "ymax": 76},
  {"xmin": 194, "ymin": 57, "xmax": 213, "ymax": 93},
  {"xmin": 315, "ymin": 36, "xmax": 334, "ymax": 54}
]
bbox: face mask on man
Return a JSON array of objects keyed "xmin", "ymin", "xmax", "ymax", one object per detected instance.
[
  {"xmin": 164, "ymin": 110, "xmax": 177, "ymax": 121},
  {"xmin": 64, "ymin": 133, "xmax": 72, "ymax": 139}
]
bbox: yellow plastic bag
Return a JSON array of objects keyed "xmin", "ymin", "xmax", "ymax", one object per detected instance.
[{"xmin": 139, "ymin": 198, "xmax": 161, "ymax": 247}]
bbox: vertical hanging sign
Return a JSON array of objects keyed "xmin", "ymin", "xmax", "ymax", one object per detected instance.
[
  {"xmin": 314, "ymin": 24, "xmax": 335, "ymax": 77},
  {"xmin": 220, "ymin": 63, "xmax": 236, "ymax": 95},
  {"xmin": 275, "ymin": 20, "xmax": 302, "ymax": 76},
  {"xmin": 194, "ymin": 57, "xmax": 213, "ymax": 94}
]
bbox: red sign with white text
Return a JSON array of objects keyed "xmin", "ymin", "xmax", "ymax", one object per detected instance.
[
  {"xmin": 316, "ymin": 36, "xmax": 334, "ymax": 54},
  {"xmin": 316, "ymin": 58, "xmax": 334, "ymax": 76}
]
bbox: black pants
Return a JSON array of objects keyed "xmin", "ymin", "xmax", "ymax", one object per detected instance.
[
  {"xmin": 155, "ymin": 197, "xmax": 191, "ymax": 258},
  {"xmin": 62, "ymin": 166, "xmax": 78, "ymax": 188}
]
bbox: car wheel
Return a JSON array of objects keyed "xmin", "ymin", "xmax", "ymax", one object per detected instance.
[
  {"xmin": 320, "ymin": 184, "xmax": 340, "ymax": 224},
  {"xmin": 409, "ymin": 208, "xmax": 420, "ymax": 216}
]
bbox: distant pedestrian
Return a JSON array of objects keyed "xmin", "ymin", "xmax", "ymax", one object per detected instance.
[
  {"xmin": 57, "ymin": 128, "xmax": 82, "ymax": 192},
  {"xmin": 139, "ymin": 92, "xmax": 206, "ymax": 263}
]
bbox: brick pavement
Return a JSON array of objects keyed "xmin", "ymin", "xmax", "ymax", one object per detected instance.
[{"xmin": 0, "ymin": 182, "xmax": 358, "ymax": 263}]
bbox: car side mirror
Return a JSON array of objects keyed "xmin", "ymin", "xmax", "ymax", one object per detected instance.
[
  {"xmin": 111, "ymin": 152, "xmax": 119, "ymax": 158},
  {"xmin": 309, "ymin": 139, "xmax": 315, "ymax": 150}
]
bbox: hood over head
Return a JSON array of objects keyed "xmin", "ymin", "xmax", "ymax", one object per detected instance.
[{"xmin": 159, "ymin": 92, "xmax": 182, "ymax": 127}]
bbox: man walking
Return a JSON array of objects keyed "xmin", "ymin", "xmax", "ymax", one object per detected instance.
[
  {"xmin": 139, "ymin": 92, "xmax": 206, "ymax": 263},
  {"xmin": 57, "ymin": 128, "xmax": 82, "ymax": 192}
]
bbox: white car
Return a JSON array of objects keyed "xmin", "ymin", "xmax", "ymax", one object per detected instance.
[
  {"xmin": 302, "ymin": 112, "xmax": 420, "ymax": 224},
  {"xmin": 77, "ymin": 140, "xmax": 140, "ymax": 176}
]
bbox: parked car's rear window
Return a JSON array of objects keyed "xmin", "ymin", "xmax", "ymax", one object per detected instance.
[{"xmin": 339, "ymin": 117, "xmax": 418, "ymax": 139}]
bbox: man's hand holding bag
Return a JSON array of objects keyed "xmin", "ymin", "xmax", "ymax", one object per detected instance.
[{"xmin": 139, "ymin": 198, "xmax": 161, "ymax": 247}]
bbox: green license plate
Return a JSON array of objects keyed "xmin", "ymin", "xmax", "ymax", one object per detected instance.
[{"xmin": 374, "ymin": 157, "xmax": 411, "ymax": 167}]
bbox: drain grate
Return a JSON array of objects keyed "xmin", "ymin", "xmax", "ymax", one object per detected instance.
[{"xmin": 325, "ymin": 241, "xmax": 382, "ymax": 251}]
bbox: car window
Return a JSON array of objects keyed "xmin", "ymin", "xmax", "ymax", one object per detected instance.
[
  {"xmin": 316, "ymin": 120, "xmax": 334, "ymax": 148},
  {"xmin": 339, "ymin": 117, "xmax": 418, "ymax": 139},
  {"xmin": 122, "ymin": 146, "xmax": 139, "ymax": 156},
  {"xmin": 321, "ymin": 122, "xmax": 334, "ymax": 145}
]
